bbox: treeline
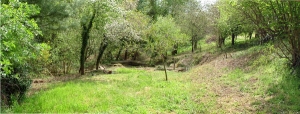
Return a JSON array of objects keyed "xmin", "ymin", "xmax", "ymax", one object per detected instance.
[
  {"xmin": 1, "ymin": 0, "xmax": 299, "ymax": 107},
  {"xmin": 212, "ymin": 0, "xmax": 300, "ymax": 67}
]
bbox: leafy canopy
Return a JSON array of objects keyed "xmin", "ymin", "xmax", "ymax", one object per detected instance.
[{"xmin": 147, "ymin": 16, "xmax": 188, "ymax": 54}]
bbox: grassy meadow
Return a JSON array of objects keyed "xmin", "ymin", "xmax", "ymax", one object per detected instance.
[
  {"xmin": 10, "ymin": 68, "xmax": 211, "ymax": 113},
  {"xmin": 4, "ymin": 36, "xmax": 300, "ymax": 113}
]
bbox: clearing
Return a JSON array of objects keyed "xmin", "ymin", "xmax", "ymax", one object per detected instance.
[{"xmin": 7, "ymin": 40, "xmax": 300, "ymax": 113}]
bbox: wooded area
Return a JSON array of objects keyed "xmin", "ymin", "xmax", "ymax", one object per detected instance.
[{"xmin": 1, "ymin": 0, "xmax": 300, "ymax": 112}]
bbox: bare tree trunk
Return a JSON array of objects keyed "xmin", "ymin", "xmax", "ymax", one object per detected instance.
[
  {"xmin": 124, "ymin": 49, "xmax": 128, "ymax": 60},
  {"xmin": 96, "ymin": 36, "xmax": 108, "ymax": 70},
  {"xmin": 173, "ymin": 58, "xmax": 175, "ymax": 70},
  {"xmin": 66, "ymin": 62, "xmax": 71, "ymax": 74},
  {"xmin": 162, "ymin": 52, "xmax": 168, "ymax": 81},
  {"xmin": 164, "ymin": 62, "xmax": 168, "ymax": 81},
  {"xmin": 79, "ymin": 10, "xmax": 96, "ymax": 75},
  {"xmin": 194, "ymin": 40, "xmax": 198, "ymax": 50},
  {"xmin": 192, "ymin": 41, "xmax": 195, "ymax": 53},
  {"xmin": 218, "ymin": 35, "xmax": 225, "ymax": 48},
  {"xmin": 192, "ymin": 36, "xmax": 195, "ymax": 53},
  {"xmin": 231, "ymin": 33, "xmax": 235, "ymax": 46},
  {"xmin": 63, "ymin": 60, "xmax": 66, "ymax": 74},
  {"xmin": 292, "ymin": 51, "xmax": 300, "ymax": 67},
  {"xmin": 116, "ymin": 47, "xmax": 123, "ymax": 61},
  {"xmin": 133, "ymin": 49, "xmax": 139, "ymax": 60},
  {"xmin": 171, "ymin": 44, "xmax": 178, "ymax": 55}
]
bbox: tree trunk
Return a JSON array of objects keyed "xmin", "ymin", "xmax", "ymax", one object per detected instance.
[
  {"xmin": 192, "ymin": 41, "xmax": 194, "ymax": 53},
  {"xmin": 218, "ymin": 35, "xmax": 225, "ymax": 48},
  {"xmin": 66, "ymin": 62, "xmax": 71, "ymax": 74},
  {"xmin": 173, "ymin": 58, "xmax": 175, "ymax": 70},
  {"xmin": 255, "ymin": 32, "xmax": 259, "ymax": 39},
  {"xmin": 222, "ymin": 37, "xmax": 225, "ymax": 45},
  {"xmin": 218, "ymin": 35, "xmax": 222, "ymax": 48},
  {"xmin": 79, "ymin": 10, "xmax": 96, "ymax": 75},
  {"xmin": 163, "ymin": 62, "xmax": 168, "ymax": 81},
  {"xmin": 231, "ymin": 33, "xmax": 235, "ymax": 46},
  {"xmin": 194, "ymin": 40, "xmax": 198, "ymax": 51},
  {"xmin": 249, "ymin": 32, "xmax": 252, "ymax": 40},
  {"xmin": 116, "ymin": 47, "xmax": 123, "ymax": 61},
  {"xmin": 124, "ymin": 49, "xmax": 128, "ymax": 60},
  {"xmin": 79, "ymin": 33, "xmax": 88, "ymax": 75},
  {"xmin": 191, "ymin": 36, "xmax": 195, "ymax": 53},
  {"xmin": 172, "ymin": 44, "xmax": 178, "ymax": 55},
  {"xmin": 292, "ymin": 51, "xmax": 300, "ymax": 67},
  {"xmin": 96, "ymin": 37, "xmax": 108, "ymax": 70},
  {"xmin": 63, "ymin": 60, "xmax": 66, "ymax": 74},
  {"xmin": 291, "ymin": 32, "xmax": 300, "ymax": 67},
  {"xmin": 161, "ymin": 53, "xmax": 168, "ymax": 81},
  {"xmin": 133, "ymin": 49, "xmax": 139, "ymax": 60},
  {"xmin": 192, "ymin": 41, "xmax": 195, "ymax": 53}
]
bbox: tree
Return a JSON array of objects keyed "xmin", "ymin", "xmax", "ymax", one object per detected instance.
[
  {"xmin": 234, "ymin": 0, "xmax": 300, "ymax": 67},
  {"xmin": 79, "ymin": 8, "xmax": 96, "ymax": 75},
  {"xmin": 16, "ymin": 0, "xmax": 77, "ymax": 75},
  {"xmin": 104, "ymin": 10, "xmax": 150, "ymax": 62},
  {"xmin": 20, "ymin": 0, "xmax": 70, "ymax": 43},
  {"xmin": 0, "ymin": 1, "xmax": 48, "ymax": 106},
  {"xmin": 91, "ymin": 3, "xmax": 150, "ymax": 64},
  {"xmin": 137, "ymin": 0, "xmax": 187, "ymax": 21},
  {"xmin": 206, "ymin": 3, "xmax": 224, "ymax": 47},
  {"xmin": 147, "ymin": 16, "xmax": 188, "ymax": 81},
  {"xmin": 176, "ymin": 0, "xmax": 207, "ymax": 52},
  {"xmin": 78, "ymin": 0, "xmax": 116, "ymax": 75}
]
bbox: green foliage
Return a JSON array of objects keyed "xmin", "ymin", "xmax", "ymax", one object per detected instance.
[
  {"xmin": 234, "ymin": 0, "xmax": 300, "ymax": 67},
  {"xmin": 0, "ymin": 0, "xmax": 47, "ymax": 106},
  {"xmin": 177, "ymin": 0, "xmax": 207, "ymax": 39},
  {"xmin": 147, "ymin": 16, "xmax": 188, "ymax": 55},
  {"xmin": 0, "ymin": 1, "xmax": 40, "ymax": 72},
  {"xmin": 48, "ymin": 27, "xmax": 80, "ymax": 74},
  {"xmin": 20, "ymin": 0, "xmax": 70, "ymax": 42}
]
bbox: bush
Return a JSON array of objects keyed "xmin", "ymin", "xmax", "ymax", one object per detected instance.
[
  {"xmin": 0, "ymin": 1, "xmax": 42, "ymax": 107},
  {"xmin": 1, "ymin": 72, "xmax": 31, "ymax": 107}
]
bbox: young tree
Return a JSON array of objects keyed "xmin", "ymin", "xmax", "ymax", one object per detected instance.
[
  {"xmin": 79, "ymin": 8, "xmax": 96, "ymax": 75},
  {"xmin": 137, "ymin": 0, "xmax": 187, "ymax": 21},
  {"xmin": 147, "ymin": 16, "xmax": 188, "ymax": 81},
  {"xmin": 176, "ymin": 0, "xmax": 207, "ymax": 53},
  {"xmin": 78, "ymin": 0, "xmax": 114, "ymax": 75}
]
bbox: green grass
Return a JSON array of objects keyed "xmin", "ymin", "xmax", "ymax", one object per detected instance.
[
  {"xmin": 10, "ymin": 68, "xmax": 209, "ymax": 113},
  {"xmin": 7, "ymin": 35, "xmax": 300, "ymax": 113},
  {"xmin": 220, "ymin": 44, "xmax": 300, "ymax": 113}
]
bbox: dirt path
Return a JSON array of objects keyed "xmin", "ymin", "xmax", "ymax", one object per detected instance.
[{"xmin": 189, "ymin": 53, "xmax": 256, "ymax": 113}]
